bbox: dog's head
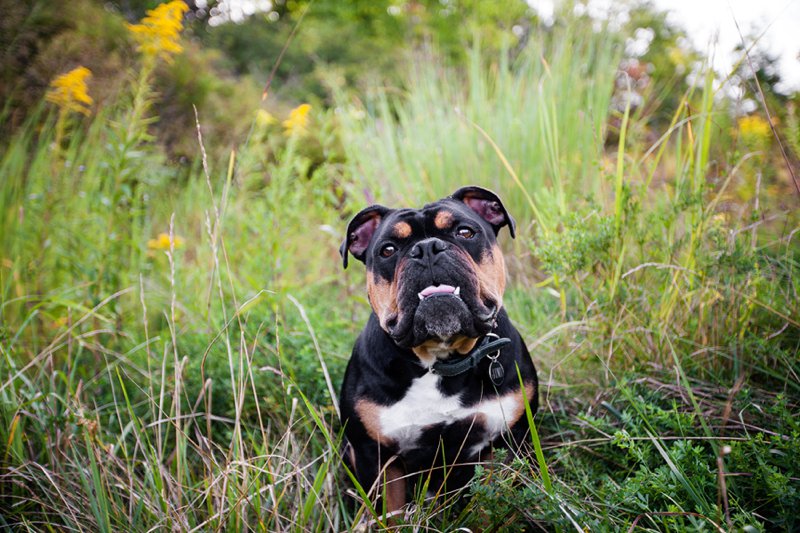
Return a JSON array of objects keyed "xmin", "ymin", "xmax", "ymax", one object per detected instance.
[{"xmin": 341, "ymin": 186, "xmax": 516, "ymax": 365}]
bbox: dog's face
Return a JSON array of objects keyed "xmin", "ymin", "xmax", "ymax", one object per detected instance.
[{"xmin": 341, "ymin": 186, "xmax": 516, "ymax": 365}]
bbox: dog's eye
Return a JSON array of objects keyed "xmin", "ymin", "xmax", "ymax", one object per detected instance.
[
  {"xmin": 456, "ymin": 227, "xmax": 475, "ymax": 239},
  {"xmin": 380, "ymin": 244, "xmax": 397, "ymax": 258}
]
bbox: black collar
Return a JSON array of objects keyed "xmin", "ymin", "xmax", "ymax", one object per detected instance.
[{"xmin": 429, "ymin": 334, "xmax": 511, "ymax": 377}]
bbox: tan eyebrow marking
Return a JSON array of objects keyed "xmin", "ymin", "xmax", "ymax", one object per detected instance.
[
  {"xmin": 434, "ymin": 210, "xmax": 454, "ymax": 230},
  {"xmin": 392, "ymin": 221, "xmax": 412, "ymax": 238}
]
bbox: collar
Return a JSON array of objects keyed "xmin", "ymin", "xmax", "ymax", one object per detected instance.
[{"xmin": 429, "ymin": 333, "xmax": 511, "ymax": 378}]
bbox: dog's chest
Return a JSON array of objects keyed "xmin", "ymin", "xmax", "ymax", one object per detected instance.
[{"xmin": 376, "ymin": 373, "xmax": 520, "ymax": 455}]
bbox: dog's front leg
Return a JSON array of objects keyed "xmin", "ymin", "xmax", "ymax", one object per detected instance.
[
  {"xmin": 378, "ymin": 457, "xmax": 407, "ymax": 516},
  {"xmin": 350, "ymin": 440, "xmax": 407, "ymax": 517}
]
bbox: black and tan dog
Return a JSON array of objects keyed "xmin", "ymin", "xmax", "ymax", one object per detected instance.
[{"xmin": 339, "ymin": 186, "xmax": 538, "ymax": 513}]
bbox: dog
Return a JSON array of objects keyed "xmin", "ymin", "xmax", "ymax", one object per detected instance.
[{"xmin": 339, "ymin": 186, "xmax": 538, "ymax": 514}]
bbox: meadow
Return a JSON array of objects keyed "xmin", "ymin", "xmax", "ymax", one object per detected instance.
[{"xmin": 1, "ymin": 1, "xmax": 799, "ymax": 531}]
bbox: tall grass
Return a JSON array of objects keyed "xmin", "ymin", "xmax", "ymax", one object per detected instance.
[
  {"xmin": 1, "ymin": 61, "xmax": 355, "ymax": 530},
  {"xmin": 2, "ymin": 9, "xmax": 799, "ymax": 532},
  {"xmin": 337, "ymin": 18, "xmax": 621, "ymax": 232}
]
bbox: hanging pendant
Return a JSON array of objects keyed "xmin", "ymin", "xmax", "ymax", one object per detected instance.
[{"xmin": 489, "ymin": 360, "xmax": 505, "ymax": 386}]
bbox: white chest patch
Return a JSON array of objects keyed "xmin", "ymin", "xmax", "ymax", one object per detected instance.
[{"xmin": 379, "ymin": 373, "xmax": 522, "ymax": 455}]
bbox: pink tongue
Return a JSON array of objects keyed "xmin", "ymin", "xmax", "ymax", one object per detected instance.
[{"xmin": 420, "ymin": 284, "xmax": 456, "ymax": 297}]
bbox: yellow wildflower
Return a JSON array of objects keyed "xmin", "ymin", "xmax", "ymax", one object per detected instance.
[
  {"xmin": 667, "ymin": 46, "xmax": 690, "ymax": 74},
  {"xmin": 738, "ymin": 114, "xmax": 771, "ymax": 148},
  {"xmin": 147, "ymin": 232, "xmax": 185, "ymax": 251},
  {"xmin": 126, "ymin": 1, "xmax": 190, "ymax": 62},
  {"xmin": 46, "ymin": 67, "xmax": 93, "ymax": 116},
  {"xmin": 256, "ymin": 109, "xmax": 277, "ymax": 128},
  {"xmin": 282, "ymin": 103, "xmax": 312, "ymax": 135}
]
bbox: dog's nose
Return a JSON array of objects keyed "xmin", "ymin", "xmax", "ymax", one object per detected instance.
[{"xmin": 409, "ymin": 238, "xmax": 449, "ymax": 260}]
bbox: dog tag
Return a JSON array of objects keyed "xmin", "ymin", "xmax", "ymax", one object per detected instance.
[{"xmin": 488, "ymin": 359, "xmax": 504, "ymax": 386}]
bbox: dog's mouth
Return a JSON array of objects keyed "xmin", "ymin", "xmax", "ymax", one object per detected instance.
[
  {"xmin": 386, "ymin": 280, "xmax": 498, "ymax": 349},
  {"xmin": 416, "ymin": 283, "xmax": 497, "ymax": 324},
  {"xmin": 417, "ymin": 284, "xmax": 461, "ymax": 300}
]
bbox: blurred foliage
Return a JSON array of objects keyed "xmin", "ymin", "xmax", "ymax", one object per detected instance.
[
  {"xmin": 622, "ymin": 2, "xmax": 701, "ymax": 126},
  {"xmin": 4, "ymin": 0, "xmax": 800, "ymax": 171},
  {"xmin": 0, "ymin": 0, "xmax": 259, "ymax": 160},
  {"xmin": 194, "ymin": 0, "xmax": 536, "ymax": 103},
  {"xmin": 537, "ymin": 208, "xmax": 615, "ymax": 277},
  {"xmin": 0, "ymin": 0, "xmax": 129, "ymax": 132}
]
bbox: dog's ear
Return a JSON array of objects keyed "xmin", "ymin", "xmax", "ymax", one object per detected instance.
[
  {"xmin": 340, "ymin": 205, "xmax": 391, "ymax": 268},
  {"xmin": 451, "ymin": 186, "xmax": 516, "ymax": 238}
]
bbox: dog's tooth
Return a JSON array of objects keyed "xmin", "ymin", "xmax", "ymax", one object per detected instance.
[
  {"xmin": 418, "ymin": 293, "xmax": 424, "ymax": 300},
  {"xmin": 454, "ymin": 286, "xmax": 461, "ymax": 297}
]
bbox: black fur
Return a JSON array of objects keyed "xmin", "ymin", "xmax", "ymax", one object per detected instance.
[
  {"xmin": 340, "ymin": 309, "xmax": 537, "ymax": 495},
  {"xmin": 339, "ymin": 186, "xmax": 538, "ymax": 509}
]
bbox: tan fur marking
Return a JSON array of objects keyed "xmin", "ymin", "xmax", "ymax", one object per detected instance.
[
  {"xmin": 411, "ymin": 341, "xmax": 438, "ymax": 366},
  {"xmin": 392, "ymin": 221, "xmax": 412, "ymax": 238},
  {"xmin": 383, "ymin": 462, "xmax": 407, "ymax": 515},
  {"xmin": 367, "ymin": 271, "xmax": 400, "ymax": 331},
  {"xmin": 450, "ymin": 335, "xmax": 479, "ymax": 355},
  {"xmin": 505, "ymin": 381, "xmax": 536, "ymax": 428},
  {"xmin": 354, "ymin": 399, "xmax": 394, "ymax": 446},
  {"xmin": 451, "ymin": 244, "xmax": 506, "ymax": 310},
  {"xmin": 411, "ymin": 335, "xmax": 478, "ymax": 365},
  {"xmin": 434, "ymin": 210, "xmax": 454, "ymax": 230},
  {"xmin": 476, "ymin": 245, "xmax": 506, "ymax": 308}
]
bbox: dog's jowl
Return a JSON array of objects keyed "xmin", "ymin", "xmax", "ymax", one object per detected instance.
[{"xmin": 339, "ymin": 186, "xmax": 538, "ymax": 513}]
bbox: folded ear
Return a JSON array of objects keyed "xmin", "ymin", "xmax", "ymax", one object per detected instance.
[
  {"xmin": 340, "ymin": 205, "xmax": 391, "ymax": 268},
  {"xmin": 450, "ymin": 186, "xmax": 516, "ymax": 238}
]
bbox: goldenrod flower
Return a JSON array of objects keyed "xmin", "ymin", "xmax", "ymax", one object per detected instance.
[
  {"xmin": 256, "ymin": 109, "xmax": 277, "ymax": 127},
  {"xmin": 738, "ymin": 115, "xmax": 771, "ymax": 148},
  {"xmin": 126, "ymin": 1, "xmax": 190, "ymax": 62},
  {"xmin": 147, "ymin": 232, "xmax": 185, "ymax": 251},
  {"xmin": 46, "ymin": 67, "xmax": 93, "ymax": 116},
  {"xmin": 282, "ymin": 103, "xmax": 312, "ymax": 135}
]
